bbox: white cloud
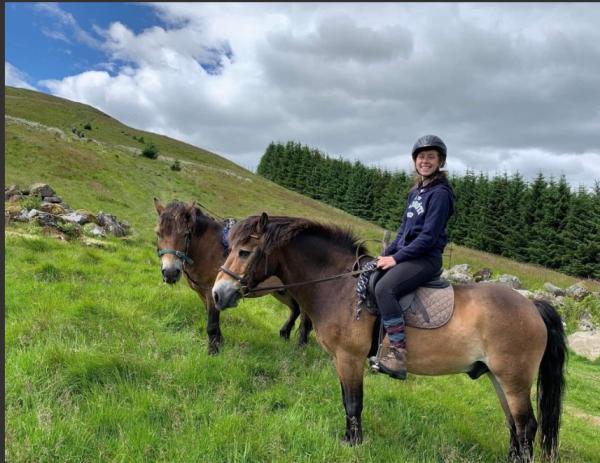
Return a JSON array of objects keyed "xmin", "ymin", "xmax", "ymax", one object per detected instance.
[
  {"xmin": 5, "ymin": 62, "xmax": 36, "ymax": 90},
  {"xmin": 37, "ymin": 3, "xmax": 600, "ymax": 187}
]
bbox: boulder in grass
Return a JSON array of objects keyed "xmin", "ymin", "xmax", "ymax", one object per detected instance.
[
  {"xmin": 61, "ymin": 211, "xmax": 91, "ymax": 225},
  {"xmin": 5, "ymin": 185, "xmax": 22, "ymax": 201},
  {"xmin": 494, "ymin": 274, "xmax": 521, "ymax": 290},
  {"xmin": 29, "ymin": 183, "xmax": 55, "ymax": 199},
  {"xmin": 567, "ymin": 331, "xmax": 600, "ymax": 361},
  {"xmin": 97, "ymin": 212, "xmax": 127, "ymax": 237},
  {"xmin": 516, "ymin": 289, "xmax": 534, "ymax": 299},
  {"xmin": 35, "ymin": 212, "xmax": 59, "ymax": 228},
  {"xmin": 43, "ymin": 196, "xmax": 63, "ymax": 204},
  {"xmin": 74, "ymin": 209, "xmax": 97, "ymax": 224},
  {"xmin": 27, "ymin": 209, "xmax": 41, "ymax": 219},
  {"xmin": 566, "ymin": 283, "xmax": 591, "ymax": 301},
  {"xmin": 83, "ymin": 223, "xmax": 106, "ymax": 238},
  {"xmin": 543, "ymin": 282, "xmax": 565, "ymax": 297},
  {"xmin": 40, "ymin": 202, "xmax": 67, "ymax": 215},
  {"xmin": 533, "ymin": 291, "xmax": 564, "ymax": 307},
  {"xmin": 578, "ymin": 312, "xmax": 597, "ymax": 332},
  {"xmin": 450, "ymin": 264, "xmax": 471, "ymax": 275},
  {"xmin": 443, "ymin": 264, "xmax": 474, "ymax": 284},
  {"xmin": 474, "ymin": 267, "xmax": 493, "ymax": 282}
]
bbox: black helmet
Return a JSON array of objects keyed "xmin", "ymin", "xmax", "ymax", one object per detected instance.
[{"xmin": 412, "ymin": 135, "xmax": 447, "ymax": 166}]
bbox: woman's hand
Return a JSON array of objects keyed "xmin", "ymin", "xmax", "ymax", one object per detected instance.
[{"xmin": 376, "ymin": 255, "xmax": 397, "ymax": 270}]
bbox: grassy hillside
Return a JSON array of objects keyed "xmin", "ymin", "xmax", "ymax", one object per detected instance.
[{"xmin": 5, "ymin": 86, "xmax": 600, "ymax": 462}]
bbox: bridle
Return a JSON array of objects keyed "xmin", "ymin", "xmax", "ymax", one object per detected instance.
[{"xmin": 217, "ymin": 235, "xmax": 376, "ymax": 296}]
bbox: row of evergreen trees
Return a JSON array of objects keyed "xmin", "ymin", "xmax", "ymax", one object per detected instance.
[{"xmin": 257, "ymin": 141, "xmax": 600, "ymax": 279}]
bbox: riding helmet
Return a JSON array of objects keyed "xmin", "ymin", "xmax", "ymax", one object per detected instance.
[{"xmin": 412, "ymin": 135, "xmax": 447, "ymax": 166}]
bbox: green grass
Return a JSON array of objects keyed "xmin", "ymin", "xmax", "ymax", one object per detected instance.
[{"xmin": 5, "ymin": 86, "xmax": 600, "ymax": 462}]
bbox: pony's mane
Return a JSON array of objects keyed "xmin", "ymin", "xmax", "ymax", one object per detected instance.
[
  {"xmin": 230, "ymin": 215, "xmax": 369, "ymax": 256},
  {"xmin": 160, "ymin": 200, "xmax": 218, "ymax": 236}
]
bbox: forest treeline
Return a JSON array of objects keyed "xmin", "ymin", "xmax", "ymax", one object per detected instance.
[{"xmin": 257, "ymin": 141, "xmax": 600, "ymax": 279}]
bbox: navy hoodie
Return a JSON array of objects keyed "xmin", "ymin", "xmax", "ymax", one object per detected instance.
[{"xmin": 383, "ymin": 177, "xmax": 455, "ymax": 263}]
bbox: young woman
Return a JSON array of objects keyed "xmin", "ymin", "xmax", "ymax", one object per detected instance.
[{"xmin": 373, "ymin": 135, "xmax": 455, "ymax": 380}]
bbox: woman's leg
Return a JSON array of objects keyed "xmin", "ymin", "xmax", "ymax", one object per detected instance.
[
  {"xmin": 374, "ymin": 256, "xmax": 441, "ymax": 348},
  {"xmin": 372, "ymin": 256, "xmax": 441, "ymax": 379}
]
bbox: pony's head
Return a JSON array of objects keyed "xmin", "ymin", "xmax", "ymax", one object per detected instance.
[
  {"xmin": 212, "ymin": 212, "xmax": 273, "ymax": 309},
  {"xmin": 212, "ymin": 212, "xmax": 367, "ymax": 310},
  {"xmin": 154, "ymin": 198, "xmax": 200, "ymax": 284}
]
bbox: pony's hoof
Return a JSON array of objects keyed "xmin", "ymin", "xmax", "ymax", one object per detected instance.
[
  {"xmin": 341, "ymin": 435, "xmax": 362, "ymax": 446},
  {"xmin": 279, "ymin": 329, "xmax": 291, "ymax": 341},
  {"xmin": 208, "ymin": 336, "xmax": 223, "ymax": 355}
]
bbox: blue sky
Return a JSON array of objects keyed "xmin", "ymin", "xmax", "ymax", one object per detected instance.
[
  {"xmin": 5, "ymin": 3, "xmax": 600, "ymax": 187},
  {"xmin": 5, "ymin": 2, "xmax": 164, "ymax": 82}
]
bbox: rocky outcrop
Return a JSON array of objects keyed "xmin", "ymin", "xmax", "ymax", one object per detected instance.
[
  {"xmin": 543, "ymin": 282, "xmax": 566, "ymax": 297},
  {"xmin": 5, "ymin": 183, "xmax": 131, "ymax": 240},
  {"xmin": 566, "ymin": 283, "xmax": 591, "ymax": 301},
  {"xmin": 493, "ymin": 274, "xmax": 522, "ymax": 290}
]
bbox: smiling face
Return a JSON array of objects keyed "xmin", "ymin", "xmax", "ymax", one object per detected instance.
[{"xmin": 414, "ymin": 149, "xmax": 441, "ymax": 177}]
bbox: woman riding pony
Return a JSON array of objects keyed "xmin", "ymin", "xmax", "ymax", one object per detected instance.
[{"xmin": 373, "ymin": 134, "xmax": 455, "ymax": 380}]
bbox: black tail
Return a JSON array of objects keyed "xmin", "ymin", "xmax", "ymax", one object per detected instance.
[{"xmin": 534, "ymin": 300, "xmax": 567, "ymax": 461}]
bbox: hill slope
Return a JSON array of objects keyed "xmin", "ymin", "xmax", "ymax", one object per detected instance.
[
  {"xmin": 5, "ymin": 86, "xmax": 600, "ymax": 462},
  {"xmin": 5, "ymin": 86, "xmax": 593, "ymax": 289}
]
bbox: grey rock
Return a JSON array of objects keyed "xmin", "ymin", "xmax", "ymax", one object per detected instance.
[
  {"xmin": 516, "ymin": 289, "xmax": 534, "ymax": 299},
  {"xmin": 61, "ymin": 212, "xmax": 90, "ymax": 225},
  {"xmin": 450, "ymin": 264, "xmax": 471, "ymax": 275},
  {"xmin": 5, "ymin": 185, "xmax": 21, "ymax": 200},
  {"xmin": 566, "ymin": 283, "xmax": 591, "ymax": 301},
  {"xmin": 567, "ymin": 331, "xmax": 600, "ymax": 361},
  {"xmin": 578, "ymin": 312, "xmax": 597, "ymax": 332},
  {"xmin": 43, "ymin": 196, "xmax": 63, "ymax": 204},
  {"xmin": 35, "ymin": 212, "xmax": 58, "ymax": 227},
  {"xmin": 40, "ymin": 202, "xmax": 67, "ymax": 215},
  {"xmin": 29, "ymin": 183, "xmax": 55, "ymax": 198},
  {"xmin": 543, "ymin": 282, "xmax": 565, "ymax": 297},
  {"xmin": 27, "ymin": 209, "xmax": 41, "ymax": 219},
  {"xmin": 15, "ymin": 209, "xmax": 30, "ymax": 222},
  {"xmin": 445, "ymin": 272, "xmax": 474, "ymax": 285},
  {"xmin": 533, "ymin": 291, "xmax": 563, "ymax": 307},
  {"xmin": 97, "ymin": 211, "xmax": 127, "ymax": 237},
  {"xmin": 474, "ymin": 267, "xmax": 493, "ymax": 282},
  {"xmin": 494, "ymin": 274, "xmax": 521, "ymax": 290},
  {"xmin": 83, "ymin": 223, "xmax": 106, "ymax": 238}
]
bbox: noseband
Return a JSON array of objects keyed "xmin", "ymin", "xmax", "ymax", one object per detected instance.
[{"xmin": 157, "ymin": 229, "xmax": 194, "ymax": 265}]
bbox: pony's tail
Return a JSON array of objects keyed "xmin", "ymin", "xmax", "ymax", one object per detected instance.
[{"xmin": 534, "ymin": 300, "xmax": 567, "ymax": 461}]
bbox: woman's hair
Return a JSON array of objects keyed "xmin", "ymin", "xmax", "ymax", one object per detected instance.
[{"xmin": 411, "ymin": 150, "xmax": 448, "ymax": 189}]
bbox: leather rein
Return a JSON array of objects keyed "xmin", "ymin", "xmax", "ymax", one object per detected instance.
[{"xmin": 218, "ymin": 240, "xmax": 378, "ymax": 295}]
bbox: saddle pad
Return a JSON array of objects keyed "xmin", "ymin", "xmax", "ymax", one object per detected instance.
[{"xmin": 401, "ymin": 285, "xmax": 454, "ymax": 329}]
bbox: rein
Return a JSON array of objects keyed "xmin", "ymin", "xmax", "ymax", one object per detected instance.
[{"xmin": 218, "ymin": 265, "xmax": 372, "ymax": 295}]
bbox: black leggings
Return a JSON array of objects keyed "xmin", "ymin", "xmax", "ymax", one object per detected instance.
[{"xmin": 374, "ymin": 255, "xmax": 442, "ymax": 320}]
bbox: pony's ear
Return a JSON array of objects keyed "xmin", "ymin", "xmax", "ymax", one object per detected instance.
[
  {"xmin": 257, "ymin": 212, "xmax": 269, "ymax": 234},
  {"xmin": 153, "ymin": 197, "xmax": 164, "ymax": 215},
  {"xmin": 185, "ymin": 201, "xmax": 196, "ymax": 215}
]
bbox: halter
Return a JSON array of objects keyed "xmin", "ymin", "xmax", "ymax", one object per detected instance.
[
  {"xmin": 157, "ymin": 229, "xmax": 194, "ymax": 265},
  {"xmin": 157, "ymin": 249, "xmax": 194, "ymax": 265}
]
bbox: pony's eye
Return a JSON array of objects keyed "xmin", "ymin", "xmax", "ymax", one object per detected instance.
[{"xmin": 238, "ymin": 249, "xmax": 252, "ymax": 258}]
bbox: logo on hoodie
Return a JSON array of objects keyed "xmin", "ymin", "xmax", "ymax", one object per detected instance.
[{"xmin": 408, "ymin": 197, "xmax": 425, "ymax": 216}]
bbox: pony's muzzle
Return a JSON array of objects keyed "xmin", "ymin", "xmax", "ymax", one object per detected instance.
[
  {"xmin": 212, "ymin": 281, "xmax": 242, "ymax": 311},
  {"xmin": 162, "ymin": 266, "xmax": 181, "ymax": 284}
]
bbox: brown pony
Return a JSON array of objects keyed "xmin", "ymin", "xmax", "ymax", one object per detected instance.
[
  {"xmin": 212, "ymin": 213, "xmax": 567, "ymax": 462},
  {"xmin": 154, "ymin": 200, "xmax": 312, "ymax": 354}
]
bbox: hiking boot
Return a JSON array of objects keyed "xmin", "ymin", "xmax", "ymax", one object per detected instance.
[{"xmin": 370, "ymin": 345, "xmax": 407, "ymax": 380}]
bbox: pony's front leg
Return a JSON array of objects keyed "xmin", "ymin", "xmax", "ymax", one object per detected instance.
[
  {"xmin": 204, "ymin": 294, "xmax": 223, "ymax": 355},
  {"xmin": 336, "ymin": 352, "xmax": 364, "ymax": 445}
]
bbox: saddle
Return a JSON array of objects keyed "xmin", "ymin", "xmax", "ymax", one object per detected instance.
[{"xmin": 366, "ymin": 268, "xmax": 454, "ymax": 329}]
